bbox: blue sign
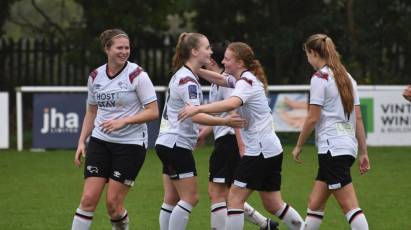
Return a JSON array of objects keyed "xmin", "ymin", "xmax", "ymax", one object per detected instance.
[
  {"xmin": 33, "ymin": 92, "xmax": 163, "ymax": 149},
  {"xmin": 32, "ymin": 93, "xmax": 87, "ymax": 148}
]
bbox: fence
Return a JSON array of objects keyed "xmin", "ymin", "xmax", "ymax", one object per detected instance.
[{"xmin": 0, "ymin": 37, "xmax": 175, "ymax": 93}]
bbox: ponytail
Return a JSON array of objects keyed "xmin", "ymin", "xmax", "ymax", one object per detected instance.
[
  {"xmin": 171, "ymin": 32, "xmax": 206, "ymax": 73},
  {"xmin": 304, "ymin": 34, "xmax": 354, "ymax": 116}
]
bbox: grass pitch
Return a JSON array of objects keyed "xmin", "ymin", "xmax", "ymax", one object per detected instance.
[{"xmin": 0, "ymin": 145, "xmax": 410, "ymax": 229}]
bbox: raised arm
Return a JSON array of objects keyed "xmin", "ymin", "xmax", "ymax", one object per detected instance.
[
  {"xmin": 179, "ymin": 97, "xmax": 242, "ymax": 121},
  {"xmin": 198, "ymin": 68, "xmax": 230, "ymax": 87}
]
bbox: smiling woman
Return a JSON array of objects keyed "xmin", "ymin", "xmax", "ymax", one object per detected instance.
[{"xmin": 71, "ymin": 28, "xmax": 159, "ymax": 230}]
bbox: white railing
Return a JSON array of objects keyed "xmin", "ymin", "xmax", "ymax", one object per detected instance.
[{"xmin": 15, "ymin": 85, "xmax": 406, "ymax": 151}]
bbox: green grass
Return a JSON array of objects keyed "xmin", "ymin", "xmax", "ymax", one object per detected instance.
[{"xmin": 0, "ymin": 145, "xmax": 410, "ymax": 229}]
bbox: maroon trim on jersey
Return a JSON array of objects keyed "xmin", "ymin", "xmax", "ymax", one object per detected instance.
[
  {"xmin": 238, "ymin": 77, "xmax": 253, "ymax": 86},
  {"xmin": 129, "ymin": 67, "xmax": 143, "ymax": 83},
  {"xmin": 313, "ymin": 71, "xmax": 329, "ymax": 80},
  {"xmin": 89, "ymin": 69, "xmax": 98, "ymax": 82},
  {"xmin": 179, "ymin": 77, "xmax": 198, "ymax": 86}
]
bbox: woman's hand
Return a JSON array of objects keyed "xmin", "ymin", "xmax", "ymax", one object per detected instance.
[
  {"xmin": 100, "ymin": 119, "xmax": 127, "ymax": 133},
  {"xmin": 178, "ymin": 104, "xmax": 200, "ymax": 121},
  {"xmin": 291, "ymin": 146, "xmax": 303, "ymax": 164},
  {"xmin": 359, "ymin": 153, "xmax": 370, "ymax": 174},
  {"xmin": 224, "ymin": 114, "xmax": 246, "ymax": 128},
  {"xmin": 74, "ymin": 142, "xmax": 86, "ymax": 167}
]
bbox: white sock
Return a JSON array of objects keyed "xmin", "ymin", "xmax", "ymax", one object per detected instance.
[
  {"xmin": 275, "ymin": 203, "xmax": 304, "ymax": 230},
  {"xmin": 110, "ymin": 210, "xmax": 129, "ymax": 230},
  {"xmin": 244, "ymin": 202, "xmax": 268, "ymax": 227},
  {"xmin": 159, "ymin": 203, "xmax": 175, "ymax": 230},
  {"xmin": 71, "ymin": 208, "xmax": 94, "ymax": 230},
  {"xmin": 211, "ymin": 201, "xmax": 227, "ymax": 230},
  {"xmin": 345, "ymin": 208, "xmax": 369, "ymax": 230},
  {"xmin": 226, "ymin": 209, "xmax": 244, "ymax": 230},
  {"xmin": 304, "ymin": 208, "xmax": 324, "ymax": 230},
  {"xmin": 169, "ymin": 200, "xmax": 193, "ymax": 230}
]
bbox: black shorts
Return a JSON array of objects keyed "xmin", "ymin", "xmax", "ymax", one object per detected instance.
[
  {"xmin": 233, "ymin": 153, "xmax": 283, "ymax": 192},
  {"xmin": 155, "ymin": 144, "xmax": 197, "ymax": 180},
  {"xmin": 84, "ymin": 136, "xmax": 146, "ymax": 187},
  {"xmin": 209, "ymin": 134, "xmax": 241, "ymax": 184},
  {"xmin": 316, "ymin": 152, "xmax": 355, "ymax": 190}
]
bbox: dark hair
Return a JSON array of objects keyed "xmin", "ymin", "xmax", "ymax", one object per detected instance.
[
  {"xmin": 211, "ymin": 40, "xmax": 230, "ymax": 68},
  {"xmin": 171, "ymin": 32, "xmax": 206, "ymax": 73},
  {"xmin": 304, "ymin": 34, "xmax": 354, "ymax": 115},
  {"xmin": 227, "ymin": 42, "xmax": 268, "ymax": 92},
  {"xmin": 100, "ymin": 29, "xmax": 129, "ymax": 51}
]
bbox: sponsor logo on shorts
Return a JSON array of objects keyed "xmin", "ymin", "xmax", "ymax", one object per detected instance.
[
  {"xmin": 213, "ymin": 178, "xmax": 226, "ymax": 183},
  {"xmin": 86, "ymin": 165, "xmax": 99, "ymax": 173},
  {"xmin": 124, "ymin": 179, "xmax": 134, "ymax": 186},
  {"xmin": 113, "ymin": 171, "xmax": 121, "ymax": 178},
  {"xmin": 328, "ymin": 183, "xmax": 341, "ymax": 190},
  {"xmin": 179, "ymin": 172, "xmax": 194, "ymax": 179},
  {"xmin": 233, "ymin": 180, "xmax": 247, "ymax": 188}
]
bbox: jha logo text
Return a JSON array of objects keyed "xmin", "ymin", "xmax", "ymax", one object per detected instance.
[{"xmin": 40, "ymin": 108, "xmax": 79, "ymax": 134}]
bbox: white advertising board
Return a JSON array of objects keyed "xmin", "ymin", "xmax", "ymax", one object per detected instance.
[{"xmin": 0, "ymin": 92, "xmax": 9, "ymax": 149}]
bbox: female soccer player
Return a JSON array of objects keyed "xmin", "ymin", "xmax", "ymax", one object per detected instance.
[
  {"xmin": 71, "ymin": 28, "xmax": 159, "ymax": 230},
  {"xmin": 291, "ymin": 34, "xmax": 370, "ymax": 230},
  {"xmin": 155, "ymin": 33, "xmax": 245, "ymax": 230},
  {"xmin": 199, "ymin": 41, "xmax": 278, "ymax": 230},
  {"xmin": 179, "ymin": 42, "xmax": 304, "ymax": 230}
]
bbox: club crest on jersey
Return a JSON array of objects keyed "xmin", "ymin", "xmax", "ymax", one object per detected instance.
[
  {"xmin": 188, "ymin": 85, "xmax": 198, "ymax": 99},
  {"xmin": 94, "ymin": 84, "xmax": 102, "ymax": 90},
  {"xmin": 118, "ymin": 81, "xmax": 128, "ymax": 90}
]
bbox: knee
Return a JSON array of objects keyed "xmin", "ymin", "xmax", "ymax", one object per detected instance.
[
  {"xmin": 164, "ymin": 192, "xmax": 179, "ymax": 205},
  {"xmin": 208, "ymin": 188, "xmax": 227, "ymax": 203},
  {"xmin": 227, "ymin": 192, "xmax": 246, "ymax": 208},
  {"xmin": 80, "ymin": 193, "xmax": 99, "ymax": 211},
  {"xmin": 308, "ymin": 197, "xmax": 325, "ymax": 211},
  {"xmin": 106, "ymin": 195, "xmax": 122, "ymax": 217},
  {"xmin": 263, "ymin": 200, "xmax": 284, "ymax": 214}
]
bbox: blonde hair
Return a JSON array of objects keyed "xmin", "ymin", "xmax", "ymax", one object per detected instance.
[
  {"xmin": 304, "ymin": 34, "xmax": 354, "ymax": 115},
  {"xmin": 100, "ymin": 29, "xmax": 129, "ymax": 51},
  {"xmin": 227, "ymin": 42, "xmax": 268, "ymax": 92},
  {"xmin": 171, "ymin": 32, "xmax": 206, "ymax": 73}
]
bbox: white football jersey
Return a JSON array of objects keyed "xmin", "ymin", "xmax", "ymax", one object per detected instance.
[
  {"xmin": 87, "ymin": 61, "xmax": 157, "ymax": 147},
  {"xmin": 156, "ymin": 65, "xmax": 203, "ymax": 150},
  {"xmin": 230, "ymin": 71, "xmax": 283, "ymax": 158},
  {"xmin": 209, "ymin": 81, "xmax": 235, "ymax": 140},
  {"xmin": 309, "ymin": 65, "xmax": 360, "ymax": 157}
]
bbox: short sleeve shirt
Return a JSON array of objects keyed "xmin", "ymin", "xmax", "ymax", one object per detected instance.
[
  {"xmin": 87, "ymin": 62, "xmax": 157, "ymax": 147},
  {"xmin": 310, "ymin": 66, "xmax": 359, "ymax": 157}
]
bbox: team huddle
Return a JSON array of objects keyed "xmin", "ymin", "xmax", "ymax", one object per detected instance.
[{"xmin": 71, "ymin": 29, "xmax": 371, "ymax": 230}]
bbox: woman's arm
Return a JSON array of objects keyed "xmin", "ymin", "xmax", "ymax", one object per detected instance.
[
  {"xmin": 75, "ymin": 104, "xmax": 97, "ymax": 166},
  {"xmin": 291, "ymin": 105, "xmax": 321, "ymax": 163},
  {"xmin": 198, "ymin": 68, "xmax": 229, "ymax": 87},
  {"xmin": 179, "ymin": 97, "xmax": 242, "ymax": 121},
  {"xmin": 100, "ymin": 101, "xmax": 159, "ymax": 133},
  {"xmin": 191, "ymin": 112, "xmax": 245, "ymax": 128},
  {"xmin": 355, "ymin": 105, "xmax": 370, "ymax": 174}
]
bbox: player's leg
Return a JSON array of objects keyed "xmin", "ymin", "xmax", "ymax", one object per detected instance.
[
  {"xmin": 333, "ymin": 184, "xmax": 369, "ymax": 230},
  {"xmin": 72, "ymin": 137, "xmax": 109, "ymax": 230},
  {"xmin": 106, "ymin": 142, "xmax": 146, "ymax": 230},
  {"xmin": 226, "ymin": 184, "xmax": 253, "ymax": 230},
  {"xmin": 304, "ymin": 181, "xmax": 331, "ymax": 230},
  {"xmin": 209, "ymin": 182, "xmax": 229, "ymax": 230}
]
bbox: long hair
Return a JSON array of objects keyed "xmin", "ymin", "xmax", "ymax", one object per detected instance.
[
  {"xmin": 171, "ymin": 32, "xmax": 206, "ymax": 73},
  {"xmin": 227, "ymin": 42, "xmax": 268, "ymax": 92},
  {"xmin": 99, "ymin": 28, "xmax": 129, "ymax": 51},
  {"xmin": 304, "ymin": 34, "xmax": 354, "ymax": 115}
]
